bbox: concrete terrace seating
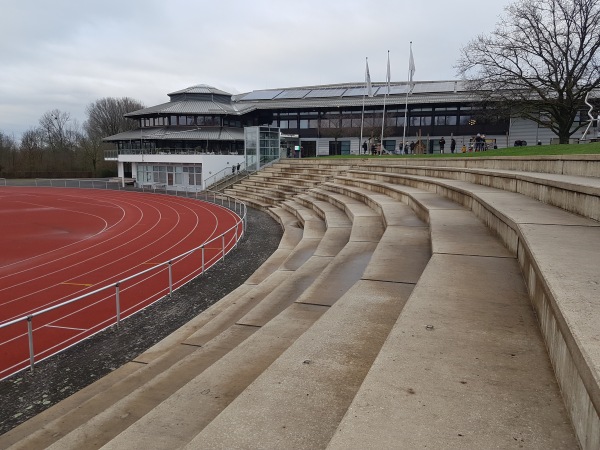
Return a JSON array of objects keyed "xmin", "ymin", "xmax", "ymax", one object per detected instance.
[
  {"xmin": 222, "ymin": 162, "xmax": 351, "ymax": 212},
  {"xmin": 2, "ymin": 154, "xmax": 599, "ymax": 449}
]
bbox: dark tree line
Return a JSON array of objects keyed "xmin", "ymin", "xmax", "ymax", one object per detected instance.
[
  {"xmin": 0, "ymin": 97, "xmax": 144, "ymax": 178},
  {"xmin": 457, "ymin": 0, "xmax": 600, "ymax": 143}
]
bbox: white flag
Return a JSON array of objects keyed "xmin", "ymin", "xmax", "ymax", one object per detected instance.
[
  {"xmin": 409, "ymin": 45, "xmax": 416, "ymax": 89},
  {"xmin": 386, "ymin": 51, "xmax": 391, "ymax": 95},
  {"xmin": 365, "ymin": 58, "xmax": 374, "ymax": 97}
]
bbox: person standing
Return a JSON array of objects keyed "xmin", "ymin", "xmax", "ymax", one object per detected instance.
[
  {"xmin": 475, "ymin": 133, "xmax": 482, "ymax": 151},
  {"xmin": 450, "ymin": 138, "xmax": 456, "ymax": 153},
  {"xmin": 362, "ymin": 141, "xmax": 368, "ymax": 155},
  {"xmin": 439, "ymin": 137, "xmax": 446, "ymax": 153}
]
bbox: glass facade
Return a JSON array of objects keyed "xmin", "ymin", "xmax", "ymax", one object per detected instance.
[
  {"xmin": 266, "ymin": 105, "xmax": 509, "ymax": 139},
  {"xmin": 244, "ymin": 126, "xmax": 281, "ymax": 171}
]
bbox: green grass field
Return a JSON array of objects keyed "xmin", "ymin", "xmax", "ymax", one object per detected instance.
[{"xmin": 318, "ymin": 142, "xmax": 600, "ymax": 158}]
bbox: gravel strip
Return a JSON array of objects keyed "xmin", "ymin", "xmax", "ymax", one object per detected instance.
[{"xmin": 0, "ymin": 206, "xmax": 282, "ymax": 435}]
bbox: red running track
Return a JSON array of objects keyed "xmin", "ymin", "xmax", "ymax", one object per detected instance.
[{"xmin": 0, "ymin": 187, "xmax": 243, "ymax": 380}]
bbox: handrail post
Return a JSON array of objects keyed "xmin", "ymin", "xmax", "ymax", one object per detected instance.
[
  {"xmin": 201, "ymin": 245, "xmax": 205, "ymax": 273},
  {"xmin": 168, "ymin": 261, "xmax": 173, "ymax": 296},
  {"xmin": 222, "ymin": 235, "xmax": 226, "ymax": 259},
  {"xmin": 115, "ymin": 282, "xmax": 121, "ymax": 327},
  {"xmin": 27, "ymin": 315, "xmax": 35, "ymax": 373}
]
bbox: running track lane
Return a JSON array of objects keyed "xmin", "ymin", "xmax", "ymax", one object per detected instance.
[{"xmin": 0, "ymin": 187, "xmax": 243, "ymax": 380}]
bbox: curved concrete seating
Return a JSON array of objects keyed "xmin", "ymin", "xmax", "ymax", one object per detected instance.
[
  {"xmin": 333, "ymin": 167, "xmax": 597, "ymax": 448},
  {"xmin": 182, "ymin": 184, "xmax": 432, "ymax": 449},
  {"xmin": 352, "ymin": 163, "xmax": 600, "ymax": 221},
  {"xmin": 186, "ymin": 170, "xmax": 578, "ymax": 449}
]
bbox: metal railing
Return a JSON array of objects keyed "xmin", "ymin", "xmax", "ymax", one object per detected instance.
[
  {"xmin": 203, "ymin": 161, "xmax": 247, "ymax": 189},
  {"xmin": 0, "ymin": 188, "xmax": 247, "ymax": 379},
  {"xmin": 34, "ymin": 178, "xmax": 124, "ymax": 189}
]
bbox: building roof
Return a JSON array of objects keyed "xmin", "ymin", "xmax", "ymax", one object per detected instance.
[
  {"xmin": 124, "ymin": 80, "xmax": 475, "ymax": 119},
  {"xmin": 167, "ymin": 84, "xmax": 232, "ymax": 97},
  {"xmin": 103, "ymin": 126, "xmax": 245, "ymax": 142},
  {"xmin": 124, "ymin": 99, "xmax": 246, "ymax": 117}
]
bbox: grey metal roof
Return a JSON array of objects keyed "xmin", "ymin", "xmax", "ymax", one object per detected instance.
[
  {"xmin": 235, "ymin": 91, "xmax": 476, "ymax": 111},
  {"xmin": 103, "ymin": 127, "xmax": 244, "ymax": 141},
  {"xmin": 167, "ymin": 84, "xmax": 232, "ymax": 96},
  {"xmin": 124, "ymin": 100, "xmax": 242, "ymax": 117}
]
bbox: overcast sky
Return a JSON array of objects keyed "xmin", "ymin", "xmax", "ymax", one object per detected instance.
[{"xmin": 1, "ymin": 0, "xmax": 514, "ymax": 139}]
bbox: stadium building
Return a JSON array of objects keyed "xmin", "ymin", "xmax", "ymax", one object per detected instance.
[{"xmin": 103, "ymin": 81, "xmax": 594, "ymax": 190}]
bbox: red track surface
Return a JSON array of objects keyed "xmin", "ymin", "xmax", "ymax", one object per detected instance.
[{"xmin": 0, "ymin": 187, "xmax": 243, "ymax": 380}]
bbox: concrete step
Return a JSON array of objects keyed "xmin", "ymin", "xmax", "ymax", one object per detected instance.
[
  {"xmin": 224, "ymin": 188, "xmax": 279, "ymax": 206},
  {"xmin": 186, "ymin": 186, "xmax": 431, "ymax": 449},
  {"xmin": 82, "ymin": 183, "xmax": 379, "ymax": 448},
  {"xmin": 349, "ymin": 164, "xmax": 600, "ymax": 221},
  {"xmin": 328, "ymin": 253, "xmax": 577, "ymax": 449},
  {"xmin": 337, "ymin": 169, "xmax": 600, "ymax": 447},
  {"xmin": 308, "ymin": 188, "xmax": 384, "ymax": 243},
  {"xmin": 225, "ymin": 192, "xmax": 271, "ymax": 211}
]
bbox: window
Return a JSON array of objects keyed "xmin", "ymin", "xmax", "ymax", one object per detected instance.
[
  {"xmin": 459, "ymin": 115, "xmax": 473, "ymax": 125},
  {"xmin": 410, "ymin": 116, "xmax": 432, "ymax": 126},
  {"xmin": 435, "ymin": 116, "xmax": 458, "ymax": 126}
]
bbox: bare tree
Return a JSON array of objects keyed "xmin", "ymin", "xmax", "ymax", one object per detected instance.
[
  {"xmin": 0, "ymin": 131, "xmax": 18, "ymax": 175},
  {"xmin": 39, "ymin": 110, "xmax": 82, "ymax": 171},
  {"xmin": 85, "ymin": 97, "xmax": 145, "ymax": 139},
  {"xmin": 78, "ymin": 134, "xmax": 104, "ymax": 176},
  {"xmin": 20, "ymin": 127, "xmax": 46, "ymax": 173},
  {"xmin": 457, "ymin": 0, "xmax": 600, "ymax": 143}
]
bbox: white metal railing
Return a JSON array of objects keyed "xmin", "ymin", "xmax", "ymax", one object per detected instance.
[
  {"xmin": 202, "ymin": 161, "xmax": 247, "ymax": 190},
  {"xmin": 0, "ymin": 178, "xmax": 6, "ymax": 186},
  {"xmin": 0, "ymin": 188, "xmax": 247, "ymax": 380},
  {"xmin": 33, "ymin": 178, "xmax": 123, "ymax": 189}
]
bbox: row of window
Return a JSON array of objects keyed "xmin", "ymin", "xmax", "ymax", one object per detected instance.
[
  {"xmin": 136, "ymin": 163, "xmax": 203, "ymax": 186},
  {"xmin": 268, "ymin": 107, "xmax": 509, "ymax": 130},
  {"xmin": 271, "ymin": 114, "xmax": 496, "ymax": 129},
  {"xmin": 140, "ymin": 116, "xmax": 242, "ymax": 128}
]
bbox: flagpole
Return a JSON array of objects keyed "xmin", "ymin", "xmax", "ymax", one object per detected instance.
[
  {"xmin": 360, "ymin": 57, "xmax": 367, "ymax": 154},
  {"xmin": 402, "ymin": 42, "xmax": 415, "ymax": 153},
  {"xmin": 380, "ymin": 50, "xmax": 390, "ymax": 154}
]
